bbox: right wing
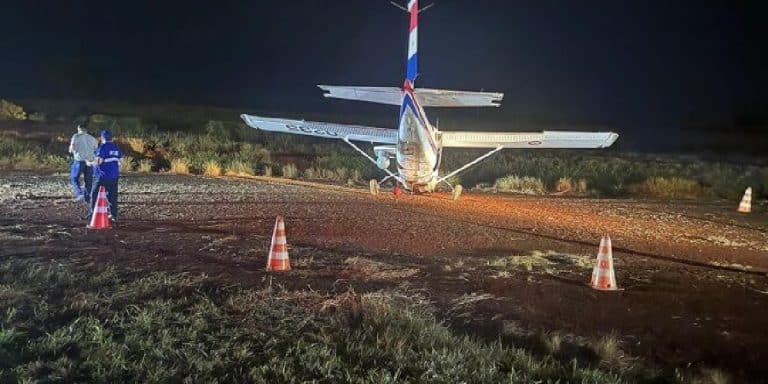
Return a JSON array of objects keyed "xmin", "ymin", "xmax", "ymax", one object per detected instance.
[
  {"xmin": 318, "ymin": 85, "xmax": 503, "ymax": 107},
  {"xmin": 440, "ymin": 130, "xmax": 619, "ymax": 149},
  {"xmin": 240, "ymin": 114, "xmax": 398, "ymax": 144}
]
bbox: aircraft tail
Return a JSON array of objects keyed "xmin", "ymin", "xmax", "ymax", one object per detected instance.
[{"xmin": 405, "ymin": 0, "xmax": 418, "ymax": 86}]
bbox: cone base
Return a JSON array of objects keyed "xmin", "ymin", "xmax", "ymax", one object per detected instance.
[{"xmin": 590, "ymin": 284, "xmax": 622, "ymax": 291}]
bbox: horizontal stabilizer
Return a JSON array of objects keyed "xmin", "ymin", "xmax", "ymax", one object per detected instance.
[
  {"xmin": 440, "ymin": 131, "xmax": 619, "ymax": 149},
  {"xmin": 240, "ymin": 114, "xmax": 398, "ymax": 144},
  {"xmin": 318, "ymin": 85, "xmax": 503, "ymax": 107}
]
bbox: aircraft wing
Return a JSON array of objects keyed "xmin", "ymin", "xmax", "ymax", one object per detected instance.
[
  {"xmin": 318, "ymin": 85, "xmax": 503, "ymax": 107},
  {"xmin": 240, "ymin": 114, "xmax": 398, "ymax": 144},
  {"xmin": 440, "ymin": 131, "xmax": 619, "ymax": 149}
]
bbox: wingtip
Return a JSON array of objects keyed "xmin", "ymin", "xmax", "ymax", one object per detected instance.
[{"xmin": 605, "ymin": 132, "xmax": 619, "ymax": 147}]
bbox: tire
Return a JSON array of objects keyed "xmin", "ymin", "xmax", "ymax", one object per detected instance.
[
  {"xmin": 369, "ymin": 179, "xmax": 379, "ymax": 195},
  {"xmin": 451, "ymin": 185, "xmax": 463, "ymax": 201}
]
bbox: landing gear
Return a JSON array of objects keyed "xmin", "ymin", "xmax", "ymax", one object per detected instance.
[
  {"xmin": 369, "ymin": 179, "xmax": 380, "ymax": 196},
  {"xmin": 451, "ymin": 184, "xmax": 463, "ymax": 201}
]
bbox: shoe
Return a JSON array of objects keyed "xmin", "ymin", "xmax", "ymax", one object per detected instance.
[
  {"xmin": 108, "ymin": 215, "xmax": 117, "ymax": 223},
  {"xmin": 73, "ymin": 195, "xmax": 85, "ymax": 202}
]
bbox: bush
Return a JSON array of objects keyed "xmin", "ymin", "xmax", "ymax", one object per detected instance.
[
  {"xmin": 493, "ymin": 175, "xmax": 546, "ymax": 195},
  {"xmin": 281, "ymin": 163, "xmax": 298, "ymax": 178},
  {"xmin": 137, "ymin": 159, "xmax": 153, "ymax": 173},
  {"xmin": 225, "ymin": 160, "xmax": 253, "ymax": 176},
  {"xmin": 120, "ymin": 156, "xmax": 135, "ymax": 173},
  {"xmin": 556, "ymin": 177, "xmax": 588, "ymax": 195},
  {"xmin": 203, "ymin": 160, "xmax": 222, "ymax": 176},
  {"xmin": 170, "ymin": 158, "xmax": 190, "ymax": 174},
  {"xmin": 629, "ymin": 177, "xmax": 708, "ymax": 199},
  {"xmin": 124, "ymin": 137, "xmax": 145, "ymax": 154},
  {"xmin": 0, "ymin": 99, "xmax": 26, "ymax": 120},
  {"xmin": 27, "ymin": 112, "xmax": 47, "ymax": 123}
]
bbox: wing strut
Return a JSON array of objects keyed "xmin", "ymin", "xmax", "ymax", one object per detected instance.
[
  {"xmin": 436, "ymin": 145, "xmax": 504, "ymax": 184},
  {"xmin": 342, "ymin": 137, "xmax": 405, "ymax": 185}
]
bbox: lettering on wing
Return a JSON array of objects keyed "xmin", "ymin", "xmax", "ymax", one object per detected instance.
[{"xmin": 285, "ymin": 123, "xmax": 340, "ymax": 137}]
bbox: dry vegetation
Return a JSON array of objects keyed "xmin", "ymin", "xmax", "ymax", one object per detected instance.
[{"xmin": 0, "ymin": 99, "xmax": 766, "ymax": 202}]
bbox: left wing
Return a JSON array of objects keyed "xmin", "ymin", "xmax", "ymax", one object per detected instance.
[
  {"xmin": 240, "ymin": 114, "xmax": 398, "ymax": 144},
  {"xmin": 440, "ymin": 130, "xmax": 619, "ymax": 149}
]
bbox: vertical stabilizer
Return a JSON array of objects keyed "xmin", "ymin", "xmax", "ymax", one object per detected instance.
[{"xmin": 406, "ymin": 0, "xmax": 419, "ymax": 85}]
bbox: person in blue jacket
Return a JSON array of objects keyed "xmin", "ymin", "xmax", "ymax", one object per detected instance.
[{"xmin": 88, "ymin": 130, "xmax": 123, "ymax": 222}]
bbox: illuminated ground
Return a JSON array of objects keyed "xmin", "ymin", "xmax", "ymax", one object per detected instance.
[{"xmin": 2, "ymin": 173, "xmax": 767, "ymax": 379}]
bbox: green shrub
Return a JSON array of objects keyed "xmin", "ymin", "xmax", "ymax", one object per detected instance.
[
  {"xmin": 281, "ymin": 163, "xmax": 298, "ymax": 178},
  {"xmin": 225, "ymin": 160, "xmax": 253, "ymax": 176},
  {"xmin": 170, "ymin": 158, "xmax": 190, "ymax": 174},
  {"xmin": 629, "ymin": 177, "xmax": 708, "ymax": 199},
  {"xmin": 120, "ymin": 156, "xmax": 135, "ymax": 173},
  {"xmin": 0, "ymin": 99, "xmax": 26, "ymax": 120},
  {"xmin": 12, "ymin": 151, "xmax": 38, "ymax": 170},
  {"xmin": 493, "ymin": 175, "xmax": 546, "ymax": 195},
  {"xmin": 555, "ymin": 177, "xmax": 589, "ymax": 195},
  {"xmin": 137, "ymin": 159, "xmax": 153, "ymax": 173},
  {"xmin": 203, "ymin": 160, "xmax": 221, "ymax": 176},
  {"xmin": 123, "ymin": 137, "xmax": 145, "ymax": 154}
]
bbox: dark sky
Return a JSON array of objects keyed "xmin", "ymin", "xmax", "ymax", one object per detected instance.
[{"xmin": 1, "ymin": 1, "xmax": 766, "ymax": 152}]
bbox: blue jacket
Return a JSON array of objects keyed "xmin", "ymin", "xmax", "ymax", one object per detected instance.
[{"xmin": 94, "ymin": 142, "xmax": 123, "ymax": 180}]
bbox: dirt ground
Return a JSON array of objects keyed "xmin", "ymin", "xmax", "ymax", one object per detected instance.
[{"xmin": 2, "ymin": 173, "xmax": 767, "ymax": 379}]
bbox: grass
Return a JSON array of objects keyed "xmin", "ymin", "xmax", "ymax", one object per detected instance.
[
  {"xmin": 494, "ymin": 175, "xmax": 547, "ymax": 195},
  {"xmin": 123, "ymin": 137, "xmax": 145, "ymax": 154},
  {"xmin": 281, "ymin": 163, "xmax": 298, "ymax": 178},
  {"xmin": 170, "ymin": 158, "xmax": 190, "ymax": 174},
  {"xmin": 591, "ymin": 333, "xmax": 625, "ymax": 369},
  {"xmin": 0, "ymin": 258, "xmax": 634, "ymax": 383},
  {"xmin": 225, "ymin": 159, "xmax": 253, "ymax": 176},
  {"xmin": 489, "ymin": 251, "xmax": 593, "ymax": 275},
  {"xmin": 1, "ymin": 105, "xmax": 767, "ymax": 201},
  {"xmin": 628, "ymin": 177, "xmax": 708, "ymax": 199},
  {"xmin": 203, "ymin": 160, "xmax": 222, "ymax": 176},
  {"xmin": 120, "ymin": 156, "xmax": 135, "ymax": 172},
  {"xmin": 137, "ymin": 159, "xmax": 153, "ymax": 173}
]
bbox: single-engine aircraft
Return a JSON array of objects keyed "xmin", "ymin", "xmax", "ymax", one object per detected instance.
[{"xmin": 241, "ymin": 0, "xmax": 618, "ymax": 201}]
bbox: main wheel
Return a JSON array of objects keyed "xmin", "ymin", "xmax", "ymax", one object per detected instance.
[
  {"xmin": 451, "ymin": 185, "xmax": 463, "ymax": 201},
  {"xmin": 369, "ymin": 179, "xmax": 380, "ymax": 195}
]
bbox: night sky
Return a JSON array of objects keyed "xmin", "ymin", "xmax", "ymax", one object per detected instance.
[{"xmin": 1, "ymin": 1, "xmax": 766, "ymax": 153}]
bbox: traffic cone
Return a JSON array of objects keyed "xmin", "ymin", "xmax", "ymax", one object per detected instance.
[
  {"xmin": 87, "ymin": 186, "xmax": 111, "ymax": 230},
  {"xmin": 737, "ymin": 187, "xmax": 752, "ymax": 213},
  {"xmin": 266, "ymin": 216, "xmax": 290, "ymax": 271},
  {"xmin": 590, "ymin": 235, "xmax": 618, "ymax": 291}
]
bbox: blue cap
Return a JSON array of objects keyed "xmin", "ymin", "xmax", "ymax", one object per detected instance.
[{"xmin": 100, "ymin": 130, "xmax": 112, "ymax": 141}]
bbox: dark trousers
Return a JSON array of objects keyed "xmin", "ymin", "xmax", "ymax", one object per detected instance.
[
  {"xmin": 70, "ymin": 160, "xmax": 92, "ymax": 200},
  {"xmin": 91, "ymin": 177, "xmax": 119, "ymax": 219}
]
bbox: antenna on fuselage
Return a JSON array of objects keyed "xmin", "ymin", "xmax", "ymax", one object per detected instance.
[{"xmin": 389, "ymin": 1, "xmax": 435, "ymax": 13}]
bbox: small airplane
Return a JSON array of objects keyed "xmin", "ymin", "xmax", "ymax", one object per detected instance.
[{"xmin": 241, "ymin": 0, "xmax": 618, "ymax": 201}]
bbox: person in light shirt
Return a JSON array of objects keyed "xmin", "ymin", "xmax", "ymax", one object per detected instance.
[{"xmin": 68, "ymin": 124, "xmax": 98, "ymax": 202}]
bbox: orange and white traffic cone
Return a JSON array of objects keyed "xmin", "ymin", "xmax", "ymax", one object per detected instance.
[
  {"xmin": 590, "ymin": 235, "xmax": 618, "ymax": 291},
  {"xmin": 266, "ymin": 216, "xmax": 290, "ymax": 271},
  {"xmin": 737, "ymin": 187, "xmax": 752, "ymax": 213},
  {"xmin": 87, "ymin": 186, "xmax": 111, "ymax": 230}
]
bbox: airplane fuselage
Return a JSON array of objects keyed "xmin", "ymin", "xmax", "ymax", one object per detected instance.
[{"xmin": 396, "ymin": 82, "xmax": 440, "ymax": 192}]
